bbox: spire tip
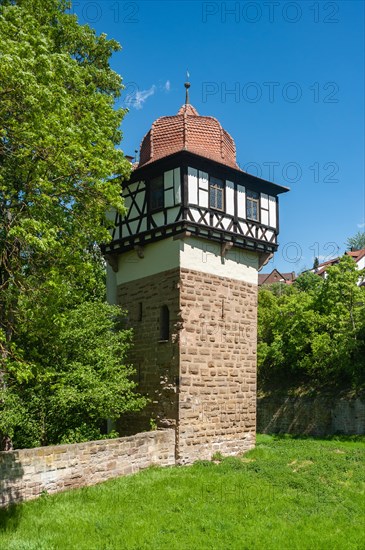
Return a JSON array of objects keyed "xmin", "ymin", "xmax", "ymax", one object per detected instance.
[{"xmin": 184, "ymin": 81, "xmax": 190, "ymax": 105}]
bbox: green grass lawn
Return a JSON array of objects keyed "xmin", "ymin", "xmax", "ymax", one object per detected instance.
[{"xmin": 1, "ymin": 435, "xmax": 364, "ymax": 550}]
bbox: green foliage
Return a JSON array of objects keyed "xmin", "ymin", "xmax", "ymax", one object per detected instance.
[
  {"xmin": 0, "ymin": 303, "xmax": 147, "ymax": 448},
  {"xmin": 211, "ymin": 451, "xmax": 224, "ymax": 462},
  {"xmin": 0, "ymin": 1, "xmax": 145, "ymax": 448},
  {"xmin": 294, "ymin": 270, "xmax": 322, "ymax": 292},
  {"xmin": 258, "ymin": 256, "xmax": 365, "ymax": 389},
  {"xmin": 149, "ymin": 418, "xmax": 157, "ymax": 431},
  {"xmin": 346, "ymin": 231, "xmax": 365, "ymax": 251}
]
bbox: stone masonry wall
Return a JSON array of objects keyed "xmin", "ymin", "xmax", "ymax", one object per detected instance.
[
  {"xmin": 117, "ymin": 269, "xmax": 181, "ymax": 435},
  {"xmin": 257, "ymin": 396, "xmax": 365, "ymax": 436},
  {"xmin": 177, "ymin": 268, "xmax": 257, "ymax": 464},
  {"xmin": 0, "ymin": 429, "xmax": 175, "ymax": 508},
  {"xmin": 117, "ymin": 267, "xmax": 258, "ymax": 464}
]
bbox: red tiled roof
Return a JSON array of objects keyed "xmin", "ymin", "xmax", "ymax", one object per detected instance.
[
  {"xmin": 317, "ymin": 258, "xmax": 339, "ymax": 268},
  {"xmin": 258, "ymin": 269, "xmax": 296, "ymax": 285},
  {"xmin": 258, "ymin": 274, "xmax": 269, "ymax": 285},
  {"xmin": 138, "ymin": 103, "xmax": 239, "ymax": 169},
  {"xmin": 314, "ymin": 249, "xmax": 365, "ymax": 274},
  {"xmin": 346, "ymin": 248, "xmax": 365, "ymax": 261}
]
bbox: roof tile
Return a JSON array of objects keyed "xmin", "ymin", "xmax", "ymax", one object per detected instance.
[{"xmin": 138, "ymin": 103, "xmax": 239, "ymax": 169}]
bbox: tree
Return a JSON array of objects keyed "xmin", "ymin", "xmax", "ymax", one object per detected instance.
[
  {"xmin": 346, "ymin": 231, "xmax": 365, "ymax": 251},
  {"xmin": 313, "ymin": 257, "xmax": 319, "ymax": 270},
  {"xmin": 0, "ymin": 302, "xmax": 146, "ymax": 448},
  {"xmin": 0, "ymin": 0, "xmax": 140, "ymax": 449},
  {"xmin": 294, "ymin": 270, "xmax": 322, "ymax": 292},
  {"xmin": 258, "ymin": 256, "xmax": 365, "ymax": 390}
]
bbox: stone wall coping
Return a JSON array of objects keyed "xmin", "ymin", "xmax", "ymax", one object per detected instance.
[{"xmin": 0, "ymin": 429, "xmax": 171, "ymax": 458}]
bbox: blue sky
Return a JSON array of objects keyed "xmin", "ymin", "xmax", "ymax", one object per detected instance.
[{"xmin": 71, "ymin": 0, "xmax": 364, "ymax": 273}]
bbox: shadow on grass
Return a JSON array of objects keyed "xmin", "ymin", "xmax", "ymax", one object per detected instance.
[
  {"xmin": 264, "ymin": 433, "xmax": 365, "ymax": 443},
  {"xmin": 0, "ymin": 451, "xmax": 24, "ymax": 532},
  {"xmin": 0, "ymin": 502, "xmax": 22, "ymax": 532}
]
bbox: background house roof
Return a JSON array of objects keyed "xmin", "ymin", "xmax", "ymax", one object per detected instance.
[
  {"xmin": 258, "ymin": 270, "xmax": 296, "ymax": 286},
  {"xmin": 313, "ymin": 249, "xmax": 365, "ymax": 276},
  {"xmin": 346, "ymin": 249, "xmax": 365, "ymax": 262}
]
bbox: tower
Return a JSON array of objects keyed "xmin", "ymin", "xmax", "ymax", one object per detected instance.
[{"xmin": 104, "ymin": 86, "xmax": 288, "ymax": 464}]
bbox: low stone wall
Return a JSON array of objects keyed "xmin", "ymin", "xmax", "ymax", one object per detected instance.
[
  {"xmin": 0, "ymin": 429, "xmax": 175, "ymax": 508},
  {"xmin": 257, "ymin": 396, "xmax": 365, "ymax": 436}
]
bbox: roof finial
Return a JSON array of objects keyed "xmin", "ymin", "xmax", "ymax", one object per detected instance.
[{"xmin": 184, "ymin": 70, "xmax": 190, "ymax": 104}]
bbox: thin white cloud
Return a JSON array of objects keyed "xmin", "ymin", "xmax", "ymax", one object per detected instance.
[
  {"xmin": 127, "ymin": 85, "xmax": 156, "ymax": 110},
  {"xmin": 357, "ymin": 222, "xmax": 365, "ymax": 229},
  {"xmin": 164, "ymin": 80, "xmax": 171, "ymax": 92}
]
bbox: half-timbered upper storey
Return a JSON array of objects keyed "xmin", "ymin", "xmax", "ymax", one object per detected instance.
[{"xmin": 104, "ymin": 97, "xmax": 289, "ymax": 258}]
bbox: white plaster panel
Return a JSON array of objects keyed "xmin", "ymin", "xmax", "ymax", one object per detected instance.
[
  {"xmin": 222, "ymin": 217, "xmax": 232, "ymax": 230},
  {"xmin": 117, "ymin": 238, "xmax": 180, "ymax": 284},
  {"xmin": 135, "ymin": 191, "xmax": 145, "ymax": 213},
  {"xmin": 266, "ymin": 230, "xmax": 274, "ymax": 241},
  {"xmin": 261, "ymin": 193, "xmax": 269, "ymax": 210},
  {"xmin": 128, "ymin": 182, "xmax": 139, "ymax": 194},
  {"xmin": 164, "ymin": 169, "xmax": 174, "ymax": 190},
  {"xmin": 226, "ymin": 180, "xmax": 235, "ymax": 216},
  {"xmin": 237, "ymin": 185, "xmax": 246, "ymax": 219},
  {"xmin": 199, "ymin": 189, "xmax": 209, "ymax": 208},
  {"xmin": 128, "ymin": 220, "xmax": 139, "ymax": 234},
  {"xmin": 180, "ymin": 237, "xmax": 258, "ymax": 285},
  {"xmin": 174, "ymin": 168, "xmax": 181, "ymax": 204},
  {"xmin": 139, "ymin": 218, "xmax": 147, "ymax": 232},
  {"xmin": 152, "ymin": 212, "xmax": 165, "ymax": 227},
  {"xmin": 188, "ymin": 167, "xmax": 198, "ymax": 205},
  {"xmin": 165, "ymin": 188, "xmax": 175, "ymax": 208},
  {"xmin": 238, "ymin": 221, "xmax": 248, "ymax": 234},
  {"xmin": 167, "ymin": 207, "xmax": 180, "ymax": 224},
  {"xmin": 212, "ymin": 213, "xmax": 219, "ymax": 225},
  {"xmin": 269, "ymin": 196, "xmax": 277, "ymax": 228},
  {"xmin": 123, "ymin": 195, "xmax": 132, "ymax": 212},
  {"xmin": 199, "ymin": 171, "xmax": 209, "ymax": 191},
  {"xmin": 357, "ymin": 257, "xmax": 365, "ymax": 270},
  {"xmin": 129, "ymin": 205, "xmax": 139, "ymax": 219},
  {"xmin": 261, "ymin": 209, "xmax": 269, "ymax": 226},
  {"xmin": 190, "ymin": 208, "xmax": 201, "ymax": 223},
  {"xmin": 257, "ymin": 227, "xmax": 265, "ymax": 240}
]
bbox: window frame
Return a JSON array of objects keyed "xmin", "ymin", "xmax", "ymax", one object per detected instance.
[
  {"xmin": 246, "ymin": 189, "xmax": 260, "ymax": 222},
  {"xmin": 209, "ymin": 176, "xmax": 225, "ymax": 212},
  {"xmin": 149, "ymin": 175, "xmax": 164, "ymax": 212}
]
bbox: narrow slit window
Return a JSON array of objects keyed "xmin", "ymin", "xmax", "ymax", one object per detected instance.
[
  {"xmin": 160, "ymin": 305, "xmax": 170, "ymax": 341},
  {"xmin": 137, "ymin": 302, "xmax": 143, "ymax": 322}
]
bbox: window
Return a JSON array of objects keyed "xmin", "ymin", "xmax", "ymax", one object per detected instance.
[
  {"xmin": 209, "ymin": 177, "xmax": 224, "ymax": 211},
  {"xmin": 137, "ymin": 302, "xmax": 143, "ymax": 322},
  {"xmin": 246, "ymin": 190, "xmax": 259, "ymax": 221},
  {"xmin": 159, "ymin": 306, "xmax": 170, "ymax": 341},
  {"xmin": 149, "ymin": 176, "xmax": 164, "ymax": 210}
]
